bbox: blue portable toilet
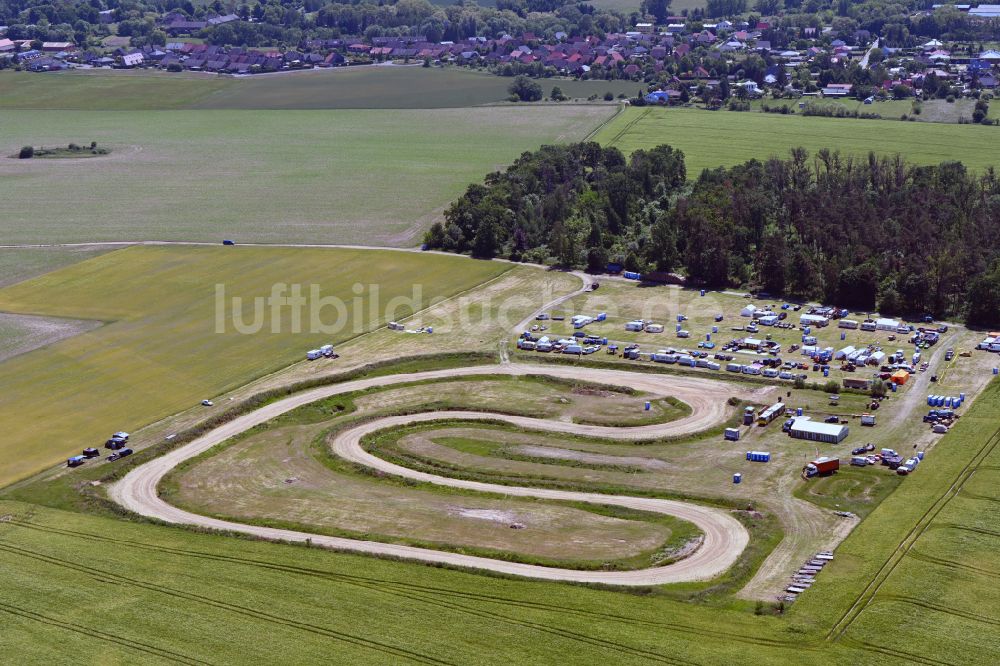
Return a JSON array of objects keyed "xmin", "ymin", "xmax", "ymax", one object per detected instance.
[
  {"xmin": 804, "ymin": 326, "xmax": 811, "ymax": 335},
  {"xmin": 644, "ymin": 401, "xmax": 651, "ymax": 411},
  {"xmin": 891, "ymin": 383, "xmax": 897, "ymax": 393},
  {"xmin": 733, "ymin": 473, "xmax": 742, "ymax": 484},
  {"xmin": 960, "ymin": 392, "xmax": 966, "ymax": 402},
  {"xmin": 994, "ymin": 368, "xmax": 999, "ymax": 375},
  {"xmin": 945, "ymin": 397, "xmax": 953, "ymax": 408},
  {"xmin": 917, "ymin": 451, "xmax": 925, "ymax": 460},
  {"xmin": 823, "ymin": 368, "xmax": 829, "ymax": 377},
  {"xmin": 841, "ymin": 332, "xmax": 846, "ymax": 341},
  {"xmin": 706, "ymin": 333, "xmax": 711, "ymax": 341},
  {"xmin": 927, "ymin": 395, "xmax": 934, "ymax": 406},
  {"xmin": 597, "ymin": 312, "xmax": 607, "ymax": 321},
  {"xmin": 676, "ymin": 323, "xmax": 682, "ymax": 332},
  {"xmin": 677, "ymin": 314, "xmax": 684, "ymax": 323},
  {"xmin": 700, "ymin": 289, "xmax": 706, "ymax": 296},
  {"xmin": 796, "ymin": 407, "xmax": 803, "ymax": 416},
  {"xmin": 426, "ymin": 326, "xmax": 433, "ymax": 334},
  {"xmin": 712, "ymin": 326, "xmax": 718, "ymax": 334}
]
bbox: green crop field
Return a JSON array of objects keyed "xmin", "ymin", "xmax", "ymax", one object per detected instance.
[
  {"xmin": 0, "ymin": 68, "xmax": 640, "ymax": 110},
  {"xmin": 596, "ymin": 106, "xmax": 1000, "ymax": 174},
  {"xmin": 0, "ymin": 105, "xmax": 613, "ymax": 246},
  {"xmin": 0, "ymin": 245, "xmax": 507, "ymax": 486},
  {"xmin": 0, "ymin": 246, "xmax": 117, "ymax": 288}
]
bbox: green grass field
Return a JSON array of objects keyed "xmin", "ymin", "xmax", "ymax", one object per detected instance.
[
  {"xmin": 596, "ymin": 106, "xmax": 1000, "ymax": 173},
  {"xmin": 0, "ymin": 245, "xmax": 507, "ymax": 486},
  {"xmin": 0, "ymin": 246, "xmax": 117, "ymax": 288},
  {"xmin": 0, "ymin": 68, "xmax": 640, "ymax": 110},
  {"xmin": 0, "ymin": 106, "xmax": 612, "ymax": 246}
]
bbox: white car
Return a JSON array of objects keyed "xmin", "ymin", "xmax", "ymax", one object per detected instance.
[{"xmin": 201, "ymin": 400, "xmax": 214, "ymax": 407}]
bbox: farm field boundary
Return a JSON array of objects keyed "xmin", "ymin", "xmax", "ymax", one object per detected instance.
[{"xmin": 595, "ymin": 106, "xmax": 1000, "ymax": 173}]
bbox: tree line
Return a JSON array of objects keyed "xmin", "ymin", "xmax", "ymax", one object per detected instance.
[{"xmin": 424, "ymin": 142, "xmax": 1000, "ymax": 327}]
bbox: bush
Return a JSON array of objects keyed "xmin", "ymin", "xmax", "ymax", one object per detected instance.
[
  {"xmin": 508, "ymin": 75, "xmax": 543, "ymax": 102},
  {"xmin": 68, "ymin": 143, "xmax": 80, "ymax": 151},
  {"xmin": 603, "ymin": 91, "xmax": 614, "ymax": 101},
  {"xmin": 823, "ymin": 380, "xmax": 840, "ymax": 394},
  {"xmin": 946, "ymin": 94, "xmax": 955, "ymax": 103},
  {"xmin": 18, "ymin": 146, "xmax": 33, "ymax": 159}
]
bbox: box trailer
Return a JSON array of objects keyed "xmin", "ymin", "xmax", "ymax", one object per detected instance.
[
  {"xmin": 860, "ymin": 413, "xmax": 876, "ymax": 426},
  {"xmin": 805, "ymin": 457, "xmax": 840, "ymax": 477},
  {"xmin": 724, "ymin": 428, "xmax": 741, "ymax": 441}
]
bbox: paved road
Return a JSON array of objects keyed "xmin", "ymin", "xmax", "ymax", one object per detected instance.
[
  {"xmin": 110, "ymin": 362, "xmax": 756, "ymax": 586},
  {"xmin": 859, "ymin": 38, "xmax": 880, "ymax": 70}
]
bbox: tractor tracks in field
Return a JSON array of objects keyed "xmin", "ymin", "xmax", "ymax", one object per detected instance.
[
  {"xmin": 826, "ymin": 422, "xmax": 1000, "ymax": 643},
  {"xmin": 0, "ymin": 538, "xmax": 454, "ymax": 666},
  {"xmin": 2, "ymin": 519, "xmax": 806, "ymax": 658}
]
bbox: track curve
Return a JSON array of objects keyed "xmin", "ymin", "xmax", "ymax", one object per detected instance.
[{"xmin": 110, "ymin": 363, "xmax": 758, "ymax": 585}]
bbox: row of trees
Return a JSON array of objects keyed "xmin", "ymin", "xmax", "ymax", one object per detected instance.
[{"xmin": 425, "ymin": 142, "xmax": 1000, "ymax": 327}]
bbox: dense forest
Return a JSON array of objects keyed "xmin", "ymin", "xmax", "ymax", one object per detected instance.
[{"xmin": 424, "ymin": 143, "xmax": 1000, "ymax": 327}]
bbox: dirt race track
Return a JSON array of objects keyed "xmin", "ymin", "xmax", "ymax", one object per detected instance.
[{"xmin": 111, "ymin": 362, "xmax": 765, "ymax": 586}]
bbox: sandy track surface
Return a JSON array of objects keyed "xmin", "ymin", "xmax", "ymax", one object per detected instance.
[{"xmin": 111, "ymin": 362, "xmax": 755, "ymax": 585}]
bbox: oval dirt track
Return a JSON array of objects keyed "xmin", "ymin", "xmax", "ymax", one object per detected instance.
[{"xmin": 111, "ymin": 363, "xmax": 759, "ymax": 585}]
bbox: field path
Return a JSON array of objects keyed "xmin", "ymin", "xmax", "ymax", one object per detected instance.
[{"xmin": 110, "ymin": 362, "xmax": 758, "ymax": 586}]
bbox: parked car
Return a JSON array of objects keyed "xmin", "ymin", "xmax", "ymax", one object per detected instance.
[
  {"xmin": 107, "ymin": 448, "xmax": 133, "ymax": 462},
  {"xmin": 535, "ymin": 313, "xmax": 549, "ymax": 320},
  {"xmin": 82, "ymin": 448, "xmax": 100, "ymax": 458},
  {"xmin": 66, "ymin": 455, "xmax": 86, "ymax": 467},
  {"xmin": 824, "ymin": 415, "xmax": 840, "ymax": 423},
  {"xmin": 222, "ymin": 239, "xmax": 235, "ymax": 246},
  {"xmin": 201, "ymin": 400, "xmax": 214, "ymax": 407}
]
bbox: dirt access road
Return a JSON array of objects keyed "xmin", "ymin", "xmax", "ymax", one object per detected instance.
[{"xmin": 111, "ymin": 362, "xmax": 762, "ymax": 586}]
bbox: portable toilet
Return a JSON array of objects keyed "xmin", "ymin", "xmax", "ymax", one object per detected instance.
[
  {"xmin": 644, "ymin": 401, "xmax": 651, "ymax": 411},
  {"xmin": 796, "ymin": 407, "xmax": 803, "ymax": 416},
  {"xmin": 676, "ymin": 323, "xmax": 682, "ymax": 332},
  {"xmin": 823, "ymin": 368, "xmax": 829, "ymax": 377},
  {"xmin": 927, "ymin": 395, "xmax": 934, "ymax": 406},
  {"xmin": 743, "ymin": 407, "xmax": 755, "ymax": 426},
  {"xmin": 841, "ymin": 332, "xmax": 846, "ymax": 341},
  {"xmin": 960, "ymin": 392, "xmax": 966, "ymax": 402},
  {"xmin": 917, "ymin": 451, "xmax": 925, "ymax": 460},
  {"xmin": 944, "ymin": 397, "xmax": 952, "ymax": 408},
  {"xmin": 700, "ymin": 289, "xmax": 706, "ymax": 297},
  {"xmin": 891, "ymin": 383, "xmax": 897, "ymax": 392},
  {"xmin": 597, "ymin": 312, "xmax": 607, "ymax": 321},
  {"xmin": 706, "ymin": 333, "xmax": 712, "ymax": 341},
  {"xmin": 724, "ymin": 428, "xmax": 740, "ymax": 441},
  {"xmin": 733, "ymin": 473, "xmax": 742, "ymax": 484},
  {"xmin": 677, "ymin": 314, "xmax": 684, "ymax": 323},
  {"xmin": 804, "ymin": 326, "xmax": 811, "ymax": 335},
  {"xmin": 994, "ymin": 368, "xmax": 998, "ymax": 375},
  {"xmin": 712, "ymin": 325, "xmax": 718, "ymax": 334}
]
